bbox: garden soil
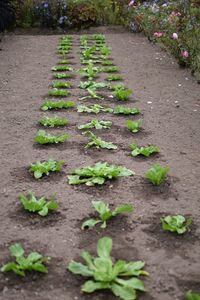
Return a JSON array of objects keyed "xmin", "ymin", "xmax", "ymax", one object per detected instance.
[{"xmin": 0, "ymin": 27, "xmax": 200, "ymax": 300}]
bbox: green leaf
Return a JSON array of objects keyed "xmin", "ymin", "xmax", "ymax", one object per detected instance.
[
  {"xmin": 27, "ymin": 252, "xmax": 43, "ymax": 263},
  {"xmin": 82, "ymin": 280, "xmax": 110, "ymax": 293},
  {"xmin": 81, "ymin": 251, "xmax": 95, "ymax": 270},
  {"xmin": 161, "ymin": 215, "xmax": 192, "ymax": 234},
  {"xmin": 130, "ymin": 144, "xmax": 160, "ymax": 157},
  {"xmin": 113, "ymin": 106, "xmax": 140, "ymax": 115},
  {"xmin": 112, "ymin": 204, "xmax": 134, "ymax": 216},
  {"xmin": 32, "ymin": 262, "xmax": 48, "ymax": 273},
  {"xmin": 126, "ymin": 120, "xmax": 142, "ymax": 133},
  {"xmin": 120, "ymin": 261, "xmax": 148, "ymax": 276},
  {"xmin": 186, "ymin": 291, "xmax": 200, "ymax": 300},
  {"xmin": 116, "ymin": 278, "xmax": 145, "ymax": 291},
  {"xmin": 111, "ymin": 283, "xmax": 137, "ymax": 300},
  {"xmin": 145, "ymin": 164, "xmax": 169, "ymax": 185},
  {"xmin": 68, "ymin": 261, "xmax": 93, "ymax": 277},
  {"xmin": 97, "ymin": 237, "xmax": 112, "ymax": 259},
  {"xmin": 10, "ymin": 243, "xmax": 24, "ymax": 258},
  {"xmin": 81, "ymin": 219, "xmax": 102, "ymax": 230}
]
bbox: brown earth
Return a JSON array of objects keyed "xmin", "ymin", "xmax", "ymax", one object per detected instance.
[{"xmin": 0, "ymin": 27, "xmax": 200, "ymax": 300}]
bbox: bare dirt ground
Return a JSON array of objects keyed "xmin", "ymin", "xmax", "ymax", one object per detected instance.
[{"xmin": 0, "ymin": 28, "xmax": 200, "ymax": 300}]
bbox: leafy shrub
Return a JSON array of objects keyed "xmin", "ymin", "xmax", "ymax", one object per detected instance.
[{"xmin": 186, "ymin": 291, "xmax": 200, "ymax": 300}]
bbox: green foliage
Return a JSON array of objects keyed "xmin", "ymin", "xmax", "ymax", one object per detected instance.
[
  {"xmin": 101, "ymin": 60, "xmax": 114, "ymax": 66},
  {"xmin": 79, "ymin": 61, "xmax": 101, "ymax": 80},
  {"xmin": 78, "ymin": 119, "xmax": 112, "ymax": 130},
  {"xmin": 114, "ymin": 106, "xmax": 140, "ymax": 115},
  {"xmin": 84, "ymin": 131, "xmax": 117, "ymax": 150},
  {"xmin": 130, "ymin": 144, "xmax": 160, "ymax": 157},
  {"xmin": 103, "ymin": 66, "xmax": 119, "ymax": 73},
  {"xmin": 93, "ymin": 34, "xmax": 105, "ymax": 42},
  {"xmin": 58, "ymin": 59, "xmax": 70, "ymax": 65},
  {"xmin": 34, "ymin": 130, "xmax": 69, "ymax": 145},
  {"xmin": 161, "ymin": 215, "xmax": 192, "ymax": 235},
  {"xmin": 79, "ymin": 81, "xmax": 110, "ymax": 90},
  {"xmin": 111, "ymin": 84, "xmax": 125, "ymax": 91},
  {"xmin": 100, "ymin": 46, "xmax": 111, "ymax": 59},
  {"xmin": 68, "ymin": 236, "xmax": 148, "ymax": 300},
  {"xmin": 145, "ymin": 164, "xmax": 169, "ymax": 186},
  {"xmin": 19, "ymin": 192, "xmax": 58, "ymax": 217},
  {"xmin": 126, "ymin": 120, "xmax": 142, "ymax": 133},
  {"xmin": 1, "ymin": 243, "xmax": 48, "ymax": 276},
  {"xmin": 68, "ymin": 162, "xmax": 134, "ymax": 186},
  {"xmin": 52, "ymin": 81, "xmax": 71, "ymax": 89},
  {"xmin": 48, "ymin": 89, "xmax": 70, "ymax": 97},
  {"xmin": 186, "ymin": 291, "xmax": 200, "ymax": 300},
  {"xmin": 41, "ymin": 100, "xmax": 74, "ymax": 111},
  {"xmin": 77, "ymin": 104, "xmax": 113, "ymax": 114},
  {"xmin": 113, "ymin": 88, "xmax": 132, "ymax": 101},
  {"xmin": 51, "ymin": 66, "xmax": 73, "ymax": 72},
  {"xmin": 106, "ymin": 75, "xmax": 123, "ymax": 81},
  {"xmin": 53, "ymin": 73, "xmax": 73, "ymax": 79},
  {"xmin": 39, "ymin": 116, "xmax": 68, "ymax": 127},
  {"xmin": 82, "ymin": 46, "xmax": 97, "ymax": 60},
  {"xmin": 82, "ymin": 200, "xmax": 134, "ymax": 229},
  {"xmin": 79, "ymin": 88, "xmax": 104, "ymax": 100},
  {"xmin": 29, "ymin": 159, "xmax": 64, "ymax": 179}
]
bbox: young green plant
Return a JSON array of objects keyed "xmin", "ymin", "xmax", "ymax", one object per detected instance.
[
  {"xmin": 186, "ymin": 291, "xmax": 200, "ymax": 300},
  {"xmin": 41, "ymin": 100, "xmax": 74, "ymax": 111},
  {"xmin": 113, "ymin": 88, "xmax": 132, "ymax": 101},
  {"xmin": 78, "ymin": 119, "xmax": 112, "ymax": 130},
  {"xmin": 39, "ymin": 116, "xmax": 68, "ymax": 127},
  {"xmin": 84, "ymin": 131, "xmax": 117, "ymax": 150},
  {"xmin": 48, "ymin": 89, "xmax": 70, "ymax": 97},
  {"xmin": 126, "ymin": 120, "xmax": 142, "ymax": 133},
  {"xmin": 161, "ymin": 215, "xmax": 192, "ymax": 234},
  {"xmin": 77, "ymin": 104, "xmax": 113, "ymax": 114},
  {"xmin": 145, "ymin": 164, "xmax": 169, "ymax": 185},
  {"xmin": 34, "ymin": 130, "xmax": 69, "ymax": 145},
  {"xmin": 29, "ymin": 159, "xmax": 64, "ymax": 179},
  {"xmin": 130, "ymin": 144, "xmax": 160, "ymax": 157},
  {"xmin": 114, "ymin": 106, "xmax": 140, "ymax": 115}
]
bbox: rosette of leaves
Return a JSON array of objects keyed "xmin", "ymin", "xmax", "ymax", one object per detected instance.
[
  {"xmin": 161, "ymin": 215, "xmax": 192, "ymax": 235},
  {"xmin": 52, "ymin": 81, "xmax": 71, "ymax": 89},
  {"xmin": 84, "ymin": 131, "xmax": 117, "ymax": 150},
  {"xmin": 68, "ymin": 237, "xmax": 148, "ymax": 300},
  {"xmin": 106, "ymin": 75, "xmax": 123, "ymax": 81},
  {"xmin": 77, "ymin": 104, "xmax": 113, "ymax": 114},
  {"xmin": 53, "ymin": 73, "xmax": 73, "ymax": 79},
  {"xmin": 82, "ymin": 200, "xmax": 134, "ymax": 229},
  {"xmin": 126, "ymin": 120, "xmax": 142, "ymax": 133},
  {"xmin": 29, "ymin": 159, "xmax": 64, "ymax": 179},
  {"xmin": 48, "ymin": 89, "xmax": 70, "ymax": 97},
  {"xmin": 79, "ymin": 61, "xmax": 101, "ymax": 80},
  {"xmin": 130, "ymin": 144, "xmax": 160, "ymax": 157},
  {"xmin": 68, "ymin": 162, "xmax": 134, "ymax": 186},
  {"xmin": 102, "ymin": 60, "xmax": 114, "ymax": 66},
  {"xmin": 82, "ymin": 46, "xmax": 97, "ymax": 60},
  {"xmin": 78, "ymin": 119, "xmax": 112, "ymax": 130},
  {"xmin": 39, "ymin": 116, "xmax": 68, "ymax": 127},
  {"xmin": 1, "ymin": 243, "xmax": 49, "ymax": 276},
  {"xmin": 34, "ymin": 130, "xmax": 70, "ymax": 145},
  {"xmin": 113, "ymin": 106, "xmax": 140, "ymax": 115},
  {"xmin": 103, "ymin": 66, "xmax": 119, "ymax": 73},
  {"xmin": 51, "ymin": 66, "xmax": 73, "ymax": 72},
  {"xmin": 99, "ymin": 46, "xmax": 111, "ymax": 59},
  {"xmin": 113, "ymin": 88, "xmax": 132, "ymax": 101},
  {"xmin": 186, "ymin": 291, "xmax": 200, "ymax": 300},
  {"xmin": 111, "ymin": 84, "xmax": 125, "ymax": 91},
  {"xmin": 79, "ymin": 88, "xmax": 104, "ymax": 101},
  {"xmin": 41, "ymin": 100, "xmax": 74, "ymax": 111},
  {"xmin": 145, "ymin": 164, "xmax": 169, "ymax": 186},
  {"xmin": 19, "ymin": 192, "xmax": 58, "ymax": 217},
  {"xmin": 79, "ymin": 81, "xmax": 110, "ymax": 90}
]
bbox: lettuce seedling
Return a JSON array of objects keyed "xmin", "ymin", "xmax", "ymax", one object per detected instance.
[
  {"xmin": 68, "ymin": 236, "xmax": 148, "ymax": 300},
  {"xmin": 145, "ymin": 164, "xmax": 169, "ymax": 185},
  {"xmin": 113, "ymin": 88, "xmax": 132, "ymax": 101},
  {"xmin": 82, "ymin": 200, "xmax": 134, "ymax": 229},
  {"xmin": 82, "ymin": 46, "xmax": 97, "ymax": 59},
  {"xmin": 19, "ymin": 191, "xmax": 58, "ymax": 216},
  {"xmin": 77, "ymin": 104, "xmax": 113, "ymax": 114},
  {"xmin": 78, "ymin": 119, "xmax": 112, "ymax": 130},
  {"xmin": 114, "ymin": 106, "xmax": 140, "ymax": 115},
  {"xmin": 186, "ymin": 291, "xmax": 200, "ymax": 300},
  {"xmin": 29, "ymin": 159, "xmax": 64, "ymax": 179},
  {"xmin": 101, "ymin": 60, "xmax": 114, "ymax": 66},
  {"xmin": 52, "ymin": 81, "xmax": 71, "ymax": 89},
  {"xmin": 79, "ymin": 88, "xmax": 104, "ymax": 101},
  {"xmin": 41, "ymin": 100, "xmax": 74, "ymax": 111},
  {"xmin": 130, "ymin": 144, "xmax": 160, "ymax": 157},
  {"xmin": 111, "ymin": 84, "xmax": 125, "ymax": 91},
  {"xmin": 58, "ymin": 59, "xmax": 70, "ymax": 64},
  {"xmin": 57, "ymin": 50, "xmax": 70, "ymax": 55},
  {"xmin": 79, "ymin": 81, "xmax": 110, "ymax": 90},
  {"xmin": 100, "ymin": 46, "xmax": 111, "ymax": 59},
  {"xmin": 93, "ymin": 34, "xmax": 105, "ymax": 41},
  {"xmin": 126, "ymin": 120, "xmax": 142, "ymax": 133},
  {"xmin": 51, "ymin": 66, "xmax": 73, "ymax": 72},
  {"xmin": 34, "ymin": 130, "xmax": 70, "ymax": 145},
  {"xmin": 1, "ymin": 243, "xmax": 48, "ymax": 276},
  {"xmin": 79, "ymin": 62, "xmax": 101, "ymax": 80},
  {"xmin": 53, "ymin": 73, "xmax": 73, "ymax": 79},
  {"xmin": 48, "ymin": 89, "xmax": 70, "ymax": 97},
  {"xmin": 68, "ymin": 162, "xmax": 134, "ymax": 186},
  {"xmin": 39, "ymin": 116, "xmax": 68, "ymax": 127},
  {"xmin": 161, "ymin": 215, "xmax": 192, "ymax": 235},
  {"xmin": 103, "ymin": 66, "xmax": 119, "ymax": 73},
  {"xmin": 84, "ymin": 131, "xmax": 117, "ymax": 150},
  {"xmin": 106, "ymin": 75, "xmax": 123, "ymax": 81}
]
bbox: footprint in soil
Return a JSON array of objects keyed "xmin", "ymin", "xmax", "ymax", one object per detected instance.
[{"xmin": 142, "ymin": 212, "xmax": 197, "ymax": 259}]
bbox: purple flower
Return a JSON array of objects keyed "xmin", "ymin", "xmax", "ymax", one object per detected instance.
[{"xmin": 43, "ymin": 2, "xmax": 49, "ymax": 8}]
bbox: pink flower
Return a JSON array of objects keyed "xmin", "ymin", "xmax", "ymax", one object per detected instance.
[
  {"xmin": 181, "ymin": 50, "xmax": 189, "ymax": 58},
  {"xmin": 154, "ymin": 32, "xmax": 163, "ymax": 38},
  {"xmin": 172, "ymin": 32, "xmax": 178, "ymax": 40},
  {"xmin": 128, "ymin": 0, "xmax": 135, "ymax": 6}
]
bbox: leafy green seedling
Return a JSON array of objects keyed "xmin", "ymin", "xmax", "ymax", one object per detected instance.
[
  {"xmin": 52, "ymin": 81, "xmax": 71, "ymax": 89},
  {"xmin": 186, "ymin": 291, "xmax": 200, "ymax": 300},
  {"xmin": 57, "ymin": 50, "xmax": 70, "ymax": 55},
  {"xmin": 93, "ymin": 34, "xmax": 105, "ymax": 41},
  {"xmin": 145, "ymin": 164, "xmax": 169, "ymax": 185},
  {"xmin": 111, "ymin": 84, "xmax": 125, "ymax": 91},
  {"xmin": 48, "ymin": 89, "xmax": 70, "ymax": 97},
  {"xmin": 82, "ymin": 200, "xmax": 134, "ymax": 229},
  {"xmin": 57, "ymin": 45, "xmax": 71, "ymax": 51},
  {"xmin": 82, "ymin": 46, "xmax": 97, "ymax": 59},
  {"xmin": 19, "ymin": 191, "xmax": 58, "ymax": 216},
  {"xmin": 78, "ymin": 119, "xmax": 112, "ymax": 130},
  {"xmin": 52, "ymin": 66, "xmax": 73, "ymax": 72},
  {"xmin": 68, "ymin": 236, "xmax": 148, "ymax": 300},
  {"xmin": 79, "ymin": 62, "xmax": 101, "ymax": 80},
  {"xmin": 100, "ymin": 46, "xmax": 111, "ymax": 59},
  {"xmin": 84, "ymin": 131, "xmax": 117, "ymax": 150},
  {"xmin": 41, "ymin": 100, "xmax": 74, "ymax": 111},
  {"xmin": 81, "ymin": 59, "xmax": 101, "ymax": 65},
  {"xmin": 79, "ymin": 81, "xmax": 110, "ymax": 90},
  {"xmin": 114, "ymin": 88, "xmax": 132, "ymax": 101},
  {"xmin": 1, "ymin": 243, "xmax": 49, "ymax": 276},
  {"xmin": 39, "ymin": 116, "xmax": 68, "ymax": 127},
  {"xmin": 53, "ymin": 73, "xmax": 73, "ymax": 79},
  {"xmin": 130, "ymin": 144, "xmax": 160, "ymax": 157},
  {"xmin": 114, "ymin": 106, "xmax": 140, "ymax": 115},
  {"xmin": 34, "ymin": 130, "xmax": 69, "ymax": 145},
  {"xmin": 103, "ymin": 66, "xmax": 119, "ymax": 73},
  {"xmin": 58, "ymin": 59, "xmax": 70, "ymax": 64},
  {"xmin": 101, "ymin": 60, "xmax": 114, "ymax": 66},
  {"xmin": 106, "ymin": 75, "xmax": 123, "ymax": 81},
  {"xmin": 68, "ymin": 162, "xmax": 134, "ymax": 186},
  {"xmin": 77, "ymin": 104, "xmax": 113, "ymax": 114},
  {"xmin": 126, "ymin": 120, "xmax": 142, "ymax": 133},
  {"xmin": 79, "ymin": 88, "xmax": 104, "ymax": 101},
  {"xmin": 29, "ymin": 159, "xmax": 64, "ymax": 179},
  {"xmin": 161, "ymin": 215, "xmax": 192, "ymax": 234}
]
